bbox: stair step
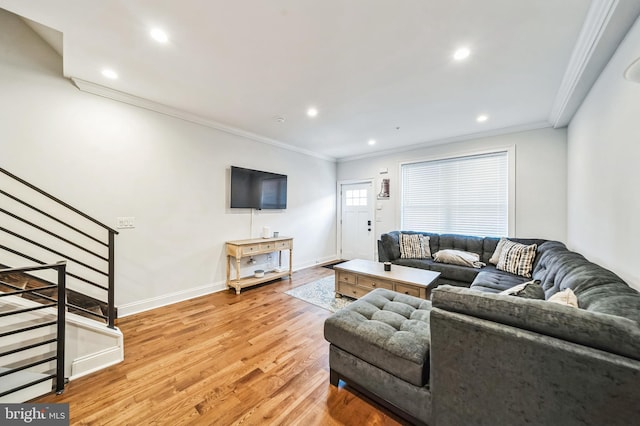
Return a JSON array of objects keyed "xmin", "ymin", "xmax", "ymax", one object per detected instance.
[
  {"xmin": 0, "ymin": 367, "xmax": 54, "ymax": 403},
  {"xmin": 2, "ymin": 350, "xmax": 57, "ymax": 371},
  {"xmin": 0, "ymin": 272, "xmax": 29, "ymax": 294},
  {"xmin": 0, "ymin": 336, "xmax": 57, "ymax": 358}
]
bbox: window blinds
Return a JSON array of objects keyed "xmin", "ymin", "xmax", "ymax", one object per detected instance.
[{"xmin": 401, "ymin": 151, "xmax": 508, "ymax": 237}]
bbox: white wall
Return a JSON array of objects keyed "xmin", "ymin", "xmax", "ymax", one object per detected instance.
[
  {"xmin": 568, "ymin": 15, "xmax": 640, "ymax": 291},
  {"xmin": 337, "ymin": 127, "xmax": 568, "ymax": 243},
  {"xmin": 0, "ymin": 10, "xmax": 337, "ymax": 313}
]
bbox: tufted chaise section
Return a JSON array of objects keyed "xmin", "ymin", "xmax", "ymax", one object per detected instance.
[{"xmin": 324, "ymin": 288, "xmax": 432, "ymax": 387}]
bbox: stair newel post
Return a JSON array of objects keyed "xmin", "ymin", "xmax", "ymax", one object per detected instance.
[
  {"xmin": 107, "ymin": 230, "xmax": 116, "ymax": 329},
  {"xmin": 56, "ymin": 261, "xmax": 67, "ymax": 394}
]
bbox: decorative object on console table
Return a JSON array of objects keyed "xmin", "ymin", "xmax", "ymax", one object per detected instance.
[{"xmin": 226, "ymin": 236, "xmax": 293, "ymax": 294}]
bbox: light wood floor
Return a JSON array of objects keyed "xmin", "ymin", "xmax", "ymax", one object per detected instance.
[{"xmin": 35, "ymin": 265, "xmax": 407, "ymax": 425}]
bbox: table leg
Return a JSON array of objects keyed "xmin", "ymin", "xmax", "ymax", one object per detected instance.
[{"xmin": 235, "ymin": 257, "xmax": 241, "ymax": 295}]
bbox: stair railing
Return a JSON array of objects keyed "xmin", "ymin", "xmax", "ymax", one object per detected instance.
[
  {"xmin": 0, "ymin": 167, "xmax": 118, "ymax": 328},
  {"xmin": 0, "ymin": 261, "xmax": 66, "ymax": 397}
]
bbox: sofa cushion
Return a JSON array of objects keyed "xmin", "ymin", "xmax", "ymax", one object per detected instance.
[
  {"xmin": 324, "ymin": 288, "xmax": 432, "ymax": 386},
  {"xmin": 533, "ymin": 241, "xmax": 640, "ymax": 323},
  {"xmin": 437, "ymin": 234, "xmax": 484, "ymax": 258},
  {"xmin": 432, "ymin": 286, "xmax": 640, "ymax": 361},
  {"xmin": 471, "ymin": 269, "xmax": 529, "ymax": 293},
  {"xmin": 394, "ymin": 258, "xmax": 481, "ymax": 283}
]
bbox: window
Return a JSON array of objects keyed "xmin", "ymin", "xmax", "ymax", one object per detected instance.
[
  {"xmin": 345, "ymin": 189, "xmax": 368, "ymax": 206},
  {"xmin": 401, "ymin": 151, "xmax": 509, "ymax": 236}
]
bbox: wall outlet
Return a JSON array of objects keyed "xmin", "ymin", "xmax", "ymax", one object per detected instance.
[{"xmin": 116, "ymin": 216, "xmax": 135, "ymax": 229}]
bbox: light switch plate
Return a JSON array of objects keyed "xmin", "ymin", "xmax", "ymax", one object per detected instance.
[{"xmin": 116, "ymin": 216, "xmax": 135, "ymax": 229}]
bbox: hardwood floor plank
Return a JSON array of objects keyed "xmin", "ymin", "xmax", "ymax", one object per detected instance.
[{"xmin": 35, "ymin": 267, "xmax": 404, "ymax": 425}]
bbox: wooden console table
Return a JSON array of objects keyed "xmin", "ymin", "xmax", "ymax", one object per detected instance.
[{"xmin": 226, "ymin": 236, "xmax": 293, "ymax": 294}]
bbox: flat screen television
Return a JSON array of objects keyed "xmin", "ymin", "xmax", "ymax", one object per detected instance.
[{"xmin": 230, "ymin": 166, "xmax": 287, "ymax": 210}]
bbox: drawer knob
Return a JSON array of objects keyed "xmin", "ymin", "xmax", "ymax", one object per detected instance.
[{"xmin": 372, "ymin": 283, "xmax": 377, "ymax": 287}]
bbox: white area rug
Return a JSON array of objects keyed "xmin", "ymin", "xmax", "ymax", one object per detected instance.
[{"xmin": 285, "ymin": 275, "xmax": 354, "ymax": 312}]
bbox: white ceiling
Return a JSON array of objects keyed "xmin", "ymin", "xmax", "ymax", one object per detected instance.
[{"xmin": 2, "ymin": 0, "xmax": 640, "ymax": 161}]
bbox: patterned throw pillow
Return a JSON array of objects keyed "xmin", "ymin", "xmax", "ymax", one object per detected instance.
[
  {"xmin": 400, "ymin": 233, "xmax": 431, "ymax": 259},
  {"xmin": 489, "ymin": 237, "xmax": 508, "ymax": 265},
  {"xmin": 496, "ymin": 240, "xmax": 537, "ymax": 278}
]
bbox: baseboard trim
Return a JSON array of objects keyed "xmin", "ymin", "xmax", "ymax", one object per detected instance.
[
  {"xmin": 117, "ymin": 281, "xmax": 227, "ymax": 318},
  {"xmin": 70, "ymin": 346, "xmax": 124, "ymax": 381},
  {"xmin": 294, "ymin": 256, "xmax": 341, "ymax": 271},
  {"xmin": 117, "ymin": 258, "xmax": 339, "ymax": 317}
]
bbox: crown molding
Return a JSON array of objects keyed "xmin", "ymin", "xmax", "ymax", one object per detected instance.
[
  {"xmin": 70, "ymin": 78, "xmax": 336, "ymax": 162},
  {"xmin": 337, "ymin": 121, "xmax": 552, "ymax": 163},
  {"xmin": 549, "ymin": 0, "xmax": 618, "ymax": 127}
]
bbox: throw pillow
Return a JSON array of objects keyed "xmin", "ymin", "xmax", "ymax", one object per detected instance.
[
  {"xmin": 489, "ymin": 238, "xmax": 508, "ymax": 265},
  {"xmin": 496, "ymin": 240, "xmax": 537, "ymax": 278},
  {"xmin": 499, "ymin": 280, "xmax": 544, "ymax": 300},
  {"xmin": 400, "ymin": 233, "xmax": 431, "ymax": 259},
  {"xmin": 548, "ymin": 288, "xmax": 579, "ymax": 308},
  {"xmin": 433, "ymin": 249, "xmax": 486, "ymax": 268}
]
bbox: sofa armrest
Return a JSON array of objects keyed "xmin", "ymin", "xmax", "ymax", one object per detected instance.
[
  {"xmin": 377, "ymin": 240, "xmax": 391, "ymax": 262},
  {"xmin": 429, "ymin": 306, "xmax": 640, "ymax": 426}
]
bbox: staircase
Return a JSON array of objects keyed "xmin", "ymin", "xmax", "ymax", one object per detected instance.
[
  {"xmin": 0, "ymin": 167, "xmax": 121, "ymax": 402},
  {"xmin": 0, "ymin": 270, "xmax": 108, "ymax": 323},
  {"xmin": 0, "ymin": 262, "xmax": 65, "ymax": 402}
]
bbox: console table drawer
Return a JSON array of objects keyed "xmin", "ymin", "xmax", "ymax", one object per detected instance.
[
  {"xmin": 357, "ymin": 276, "xmax": 393, "ymax": 291},
  {"xmin": 241, "ymin": 244, "xmax": 261, "ymax": 255},
  {"xmin": 275, "ymin": 240, "xmax": 291, "ymax": 250},
  {"xmin": 259, "ymin": 242, "xmax": 276, "ymax": 251},
  {"xmin": 337, "ymin": 282, "xmax": 369, "ymax": 299},
  {"xmin": 336, "ymin": 271, "xmax": 357, "ymax": 285},
  {"xmin": 395, "ymin": 283, "xmax": 421, "ymax": 297}
]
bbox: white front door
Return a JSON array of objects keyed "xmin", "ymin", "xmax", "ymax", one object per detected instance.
[{"xmin": 340, "ymin": 181, "xmax": 375, "ymax": 260}]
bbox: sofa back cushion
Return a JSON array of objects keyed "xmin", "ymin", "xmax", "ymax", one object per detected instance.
[
  {"xmin": 382, "ymin": 231, "xmax": 548, "ymax": 265},
  {"xmin": 533, "ymin": 241, "xmax": 640, "ymax": 323},
  {"xmin": 437, "ymin": 234, "xmax": 484, "ymax": 259},
  {"xmin": 432, "ymin": 285, "xmax": 640, "ymax": 361}
]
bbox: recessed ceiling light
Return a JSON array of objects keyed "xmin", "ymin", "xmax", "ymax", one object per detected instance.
[
  {"xmin": 368, "ymin": 139, "xmax": 376, "ymax": 146},
  {"xmin": 453, "ymin": 47, "xmax": 471, "ymax": 61},
  {"xmin": 307, "ymin": 107, "xmax": 318, "ymax": 117},
  {"xmin": 476, "ymin": 114, "xmax": 489, "ymax": 123},
  {"xmin": 150, "ymin": 28, "xmax": 169, "ymax": 43},
  {"xmin": 101, "ymin": 69, "xmax": 118, "ymax": 79}
]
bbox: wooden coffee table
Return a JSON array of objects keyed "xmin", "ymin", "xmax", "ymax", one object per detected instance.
[{"xmin": 334, "ymin": 259, "xmax": 440, "ymax": 300}]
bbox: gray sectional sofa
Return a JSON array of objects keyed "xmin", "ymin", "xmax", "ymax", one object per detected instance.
[
  {"xmin": 377, "ymin": 230, "xmax": 546, "ymax": 288},
  {"xmin": 325, "ymin": 232, "xmax": 640, "ymax": 425}
]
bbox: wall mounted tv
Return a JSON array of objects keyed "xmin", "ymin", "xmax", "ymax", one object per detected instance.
[{"xmin": 230, "ymin": 166, "xmax": 287, "ymax": 210}]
